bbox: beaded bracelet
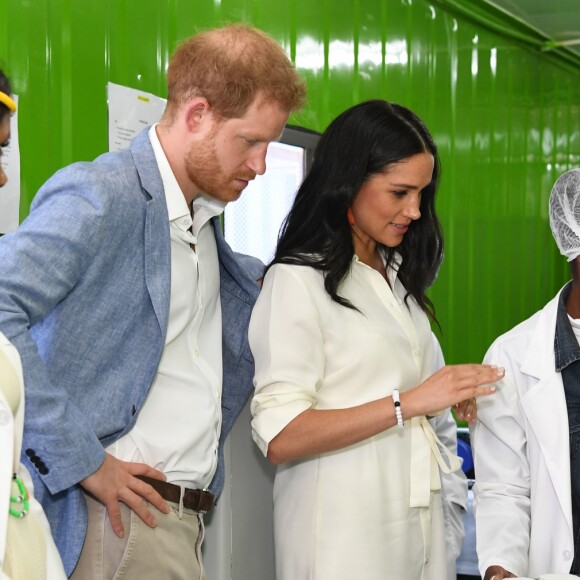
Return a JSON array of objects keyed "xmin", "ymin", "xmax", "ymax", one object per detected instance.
[
  {"xmin": 9, "ymin": 473, "xmax": 29, "ymax": 518},
  {"xmin": 392, "ymin": 389, "xmax": 404, "ymax": 429}
]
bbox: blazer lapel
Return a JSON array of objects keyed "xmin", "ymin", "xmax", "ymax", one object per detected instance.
[
  {"xmin": 130, "ymin": 130, "xmax": 171, "ymax": 336},
  {"xmin": 212, "ymin": 218, "xmax": 262, "ymax": 304}
]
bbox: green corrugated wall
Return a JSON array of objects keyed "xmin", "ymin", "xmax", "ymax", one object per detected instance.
[{"xmin": 0, "ymin": 0, "xmax": 578, "ymax": 367}]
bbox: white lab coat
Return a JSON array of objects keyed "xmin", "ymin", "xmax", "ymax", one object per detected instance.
[
  {"xmin": 472, "ymin": 287, "xmax": 575, "ymax": 578},
  {"xmin": 0, "ymin": 333, "xmax": 66, "ymax": 579}
]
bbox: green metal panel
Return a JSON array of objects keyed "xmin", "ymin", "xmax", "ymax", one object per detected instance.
[{"xmin": 0, "ymin": 0, "xmax": 578, "ymax": 368}]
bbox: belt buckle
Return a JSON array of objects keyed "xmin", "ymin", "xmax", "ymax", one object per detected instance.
[{"xmin": 198, "ymin": 488, "xmax": 209, "ymax": 514}]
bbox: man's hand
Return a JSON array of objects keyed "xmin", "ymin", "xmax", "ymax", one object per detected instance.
[
  {"xmin": 80, "ymin": 453, "xmax": 170, "ymax": 537},
  {"xmin": 484, "ymin": 565, "xmax": 517, "ymax": 579}
]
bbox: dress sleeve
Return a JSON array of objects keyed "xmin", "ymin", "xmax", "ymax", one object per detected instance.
[{"xmin": 249, "ymin": 265, "xmax": 325, "ymax": 456}]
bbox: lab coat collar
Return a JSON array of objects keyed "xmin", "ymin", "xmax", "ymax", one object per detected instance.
[
  {"xmin": 518, "ymin": 284, "xmax": 573, "ymax": 535},
  {"xmin": 520, "ymin": 284, "xmax": 569, "ymax": 380}
]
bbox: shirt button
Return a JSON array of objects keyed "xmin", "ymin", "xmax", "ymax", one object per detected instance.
[
  {"xmin": 194, "ymin": 349, "xmax": 200, "ymax": 357},
  {"xmin": 564, "ymin": 550, "xmax": 573, "ymax": 560},
  {"xmin": 413, "ymin": 348, "xmax": 420, "ymax": 357}
]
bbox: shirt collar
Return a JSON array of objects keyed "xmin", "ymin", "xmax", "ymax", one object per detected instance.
[
  {"xmin": 554, "ymin": 280, "xmax": 580, "ymax": 371},
  {"xmin": 148, "ymin": 125, "xmax": 190, "ymax": 226},
  {"xmin": 352, "ymin": 250, "xmax": 401, "ymax": 286},
  {"xmin": 191, "ymin": 195, "xmax": 226, "ymax": 239},
  {"xmin": 148, "ymin": 125, "xmax": 226, "ymax": 238}
]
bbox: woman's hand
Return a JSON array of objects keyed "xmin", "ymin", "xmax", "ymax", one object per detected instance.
[
  {"xmin": 266, "ymin": 364, "xmax": 503, "ymax": 464},
  {"xmin": 402, "ymin": 364, "xmax": 503, "ymax": 420}
]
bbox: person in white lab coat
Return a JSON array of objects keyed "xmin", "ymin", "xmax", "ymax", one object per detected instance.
[
  {"xmin": 249, "ymin": 100, "xmax": 502, "ymax": 580},
  {"xmin": 0, "ymin": 69, "xmax": 66, "ymax": 579},
  {"xmin": 472, "ymin": 168, "xmax": 580, "ymax": 580}
]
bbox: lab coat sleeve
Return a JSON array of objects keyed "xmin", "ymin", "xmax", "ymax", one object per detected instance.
[{"xmin": 471, "ymin": 340, "xmax": 531, "ymax": 578}]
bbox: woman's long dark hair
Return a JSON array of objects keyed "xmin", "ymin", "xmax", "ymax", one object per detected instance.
[{"xmin": 270, "ymin": 99, "xmax": 443, "ymax": 323}]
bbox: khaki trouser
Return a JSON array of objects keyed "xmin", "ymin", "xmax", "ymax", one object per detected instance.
[{"xmin": 71, "ymin": 491, "xmax": 205, "ymax": 580}]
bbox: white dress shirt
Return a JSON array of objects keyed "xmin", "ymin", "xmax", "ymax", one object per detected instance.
[{"xmin": 109, "ymin": 125, "xmax": 225, "ymax": 489}]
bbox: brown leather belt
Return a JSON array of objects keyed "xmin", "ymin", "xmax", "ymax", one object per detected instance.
[{"xmin": 136, "ymin": 475, "xmax": 215, "ymax": 513}]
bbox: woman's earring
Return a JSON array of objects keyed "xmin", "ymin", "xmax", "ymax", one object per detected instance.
[{"xmin": 347, "ymin": 208, "xmax": 355, "ymax": 226}]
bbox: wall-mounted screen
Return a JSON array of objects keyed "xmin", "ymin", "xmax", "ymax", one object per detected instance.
[{"xmin": 224, "ymin": 125, "xmax": 320, "ymax": 264}]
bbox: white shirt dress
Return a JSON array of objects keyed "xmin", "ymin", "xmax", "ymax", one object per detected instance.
[{"xmin": 249, "ymin": 259, "xmax": 453, "ymax": 580}]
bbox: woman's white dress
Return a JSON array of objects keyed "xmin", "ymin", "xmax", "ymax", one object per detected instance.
[{"xmin": 250, "ymin": 259, "xmax": 452, "ymax": 580}]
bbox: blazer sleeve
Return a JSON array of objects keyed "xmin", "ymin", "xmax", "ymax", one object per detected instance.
[
  {"xmin": 232, "ymin": 252, "xmax": 265, "ymax": 282},
  {"xmin": 0, "ymin": 164, "xmax": 115, "ymax": 494},
  {"xmin": 471, "ymin": 340, "xmax": 531, "ymax": 578}
]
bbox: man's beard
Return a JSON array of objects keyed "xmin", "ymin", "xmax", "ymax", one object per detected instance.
[{"xmin": 185, "ymin": 135, "xmax": 255, "ymax": 203}]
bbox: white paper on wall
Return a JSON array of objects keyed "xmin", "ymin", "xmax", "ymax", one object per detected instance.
[{"xmin": 107, "ymin": 82, "xmax": 166, "ymax": 152}]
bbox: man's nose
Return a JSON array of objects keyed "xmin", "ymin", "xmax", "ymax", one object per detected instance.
[{"xmin": 246, "ymin": 146, "xmax": 268, "ymax": 176}]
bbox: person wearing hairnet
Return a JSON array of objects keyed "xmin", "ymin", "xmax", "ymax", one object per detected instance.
[{"xmin": 471, "ymin": 168, "xmax": 580, "ymax": 580}]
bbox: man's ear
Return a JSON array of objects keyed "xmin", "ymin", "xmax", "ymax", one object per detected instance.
[{"xmin": 183, "ymin": 98, "xmax": 212, "ymax": 134}]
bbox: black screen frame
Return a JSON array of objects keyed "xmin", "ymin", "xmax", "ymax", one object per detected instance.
[{"xmin": 278, "ymin": 124, "xmax": 320, "ymax": 175}]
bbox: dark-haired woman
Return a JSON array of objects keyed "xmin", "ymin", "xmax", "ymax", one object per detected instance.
[
  {"xmin": 0, "ymin": 69, "xmax": 66, "ymax": 579},
  {"xmin": 249, "ymin": 100, "xmax": 502, "ymax": 580}
]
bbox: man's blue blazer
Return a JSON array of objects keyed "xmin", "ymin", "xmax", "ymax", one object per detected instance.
[{"xmin": 0, "ymin": 128, "xmax": 263, "ymax": 574}]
